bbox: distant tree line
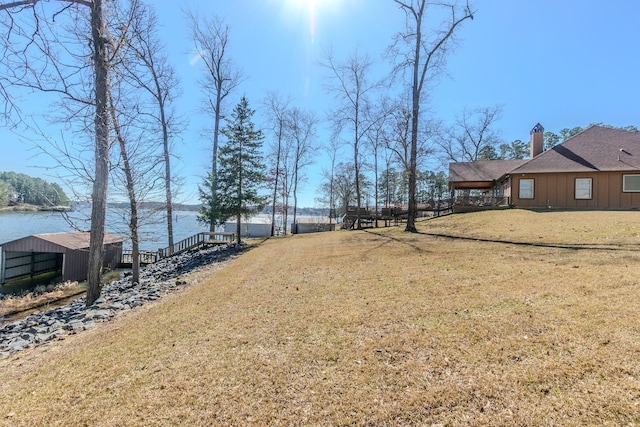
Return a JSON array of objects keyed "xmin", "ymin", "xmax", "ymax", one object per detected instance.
[{"xmin": 0, "ymin": 171, "xmax": 69, "ymax": 207}]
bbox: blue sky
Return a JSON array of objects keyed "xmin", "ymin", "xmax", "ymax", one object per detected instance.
[{"xmin": 2, "ymin": 0, "xmax": 639, "ymax": 207}]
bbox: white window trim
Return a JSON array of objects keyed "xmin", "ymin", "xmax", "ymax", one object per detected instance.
[
  {"xmin": 519, "ymin": 178, "xmax": 534, "ymax": 199},
  {"xmin": 623, "ymin": 174, "xmax": 640, "ymax": 192},
  {"xmin": 575, "ymin": 178, "xmax": 592, "ymax": 200}
]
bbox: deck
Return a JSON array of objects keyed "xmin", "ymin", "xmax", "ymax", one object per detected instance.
[{"xmin": 341, "ymin": 203, "xmax": 453, "ymax": 229}]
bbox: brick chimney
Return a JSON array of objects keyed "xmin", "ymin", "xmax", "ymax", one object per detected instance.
[{"xmin": 530, "ymin": 123, "xmax": 544, "ymax": 158}]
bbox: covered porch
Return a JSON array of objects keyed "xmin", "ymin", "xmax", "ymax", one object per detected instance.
[{"xmin": 448, "ymin": 160, "xmax": 526, "ymax": 213}]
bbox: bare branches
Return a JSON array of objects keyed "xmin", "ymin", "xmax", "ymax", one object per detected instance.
[
  {"xmin": 389, "ymin": 0, "xmax": 474, "ymax": 232},
  {"xmin": 186, "ymin": 8, "xmax": 244, "ymax": 231},
  {"xmin": 0, "ymin": 0, "xmax": 95, "ymax": 127},
  {"xmin": 436, "ymin": 105, "xmax": 503, "ymax": 162},
  {"xmin": 186, "ymin": 9, "xmax": 244, "ymax": 127},
  {"xmin": 321, "ymin": 48, "xmax": 386, "ymax": 225}
]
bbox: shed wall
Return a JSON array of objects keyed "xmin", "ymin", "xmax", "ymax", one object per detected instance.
[
  {"xmin": 2, "ymin": 251, "xmax": 63, "ymax": 282},
  {"xmin": 63, "ymin": 249, "xmax": 89, "ymax": 282},
  {"xmin": 1, "ymin": 235, "xmax": 124, "ymax": 284}
]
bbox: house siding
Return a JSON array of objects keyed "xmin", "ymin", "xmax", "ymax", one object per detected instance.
[{"xmin": 513, "ymin": 172, "xmax": 640, "ymax": 209}]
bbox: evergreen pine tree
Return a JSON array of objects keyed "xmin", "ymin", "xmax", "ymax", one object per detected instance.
[{"xmin": 201, "ymin": 96, "xmax": 267, "ymax": 243}]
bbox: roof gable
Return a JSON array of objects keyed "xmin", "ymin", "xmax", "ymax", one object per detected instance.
[{"xmin": 512, "ymin": 126, "xmax": 640, "ymax": 174}]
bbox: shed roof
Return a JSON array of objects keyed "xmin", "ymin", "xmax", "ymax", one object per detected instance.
[
  {"xmin": 512, "ymin": 125, "xmax": 640, "ymax": 174},
  {"xmin": 35, "ymin": 231, "xmax": 124, "ymax": 249},
  {"xmin": 1, "ymin": 231, "xmax": 124, "ymax": 251}
]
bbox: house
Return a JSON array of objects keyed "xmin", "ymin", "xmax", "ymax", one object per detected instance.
[
  {"xmin": 0, "ymin": 231, "xmax": 124, "ymax": 284},
  {"xmin": 449, "ymin": 124, "xmax": 640, "ymax": 210}
]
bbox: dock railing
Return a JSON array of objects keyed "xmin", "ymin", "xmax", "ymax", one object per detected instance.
[
  {"xmin": 120, "ymin": 232, "xmax": 236, "ymax": 266},
  {"xmin": 158, "ymin": 232, "xmax": 236, "ymax": 259}
]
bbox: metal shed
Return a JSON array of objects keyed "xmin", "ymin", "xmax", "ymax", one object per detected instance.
[{"xmin": 0, "ymin": 232, "xmax": 124, "ymax": 284}]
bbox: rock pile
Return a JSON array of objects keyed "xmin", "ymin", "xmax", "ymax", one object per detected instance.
[{"xmin": 0, "ymin": 242, "xmax": 244, "ymax": 358}]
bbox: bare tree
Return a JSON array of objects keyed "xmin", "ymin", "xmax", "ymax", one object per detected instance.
[
  {"xmin": 0, "ymin": 0, "xmax": 112, "ymax": 306},
  {"xmin": 381, "ymin": 95, "xmax": 435, "ymax": 204},
  {"xmin": 117, "ymin": 0, "xmax": 182, "ymax": 253},
  {"xmin": 108, "ymin": 91, "xmax": 144, "ymax": 284},
  {"xmin": 187, "ymin": 10, "xmax": 244, "ymax": 232},
  {"xmin": 323, "ymin": 136, "xmax": 343, "ymax": 225},
  {"xmin": 285, "ymin": 107, "xmax": 317, "ymax": 227},
  {"xmin": 367, "ymin": 125, "xmax": 386, "ymax": 225},
  {"xmin": 437, "ymin": 105, "xmax": 502, "ymax": 162},
  {"xmin": 319, "ymin": 161, "xmax": 357, "ymax": 221},
  {"xmin": 262, "ymin": 92, "xmax": 291, "ymax": 236},
  {"xmin": 390, "ymin": 0, "xmax": 474, "ymax": 232},
  {"xmin": 321, "ymin": 48, "xmax": 382, "ymax": 229}
]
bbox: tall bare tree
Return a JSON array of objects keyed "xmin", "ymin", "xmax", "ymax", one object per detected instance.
[
  {"xmin": 118, "ymin": 0, "xmax": 182, "ymax": 253},
  {"xmin": 390, "ymin": 0, "xmax": 474, "ymax": 232},
  {"xmin": 321, "ymin": 49, "xmax": 381, "ymax": 229},
  {"xmin": 366, "ymin": 109, "xmax": 387, "ymax": 226},
  {"xmin": 323, "ymin": 136, "xmax": 343, "ymax": 225},
  {"xmin": 0, "ymin": 0, "xmax": 112, "ymax": 306},
  {"xmin": 108, "ymin": 92, "xmax": 142, "ymax": 284},
  {"xmin": 187, "ymin": 11, "xmax": 244, "ymax": 232},
  {"xmin": 285, "ymin": 107, "xmax": 317, "ymax": 227},
  {"xmin": 263, "ymin": 92, "xmax": 291, "ymax": 236}
]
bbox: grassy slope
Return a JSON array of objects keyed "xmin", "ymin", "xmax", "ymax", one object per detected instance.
[{"xmin": 1, "ymin": 209, "xmax": 640, "ymax": 426}]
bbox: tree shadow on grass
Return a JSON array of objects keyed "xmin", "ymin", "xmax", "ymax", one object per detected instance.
[
  {"xmin": 363, "ymin": 229, "xmax": 432, "ymax": 254},
  {"xmin": 416, "ymin": 231, "xmax": 640, "ymax": 252}
]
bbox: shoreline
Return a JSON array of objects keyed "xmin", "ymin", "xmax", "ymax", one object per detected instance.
[{"xmin": 0, "ymin": 204, "xmax": 72, "ymax": 213}]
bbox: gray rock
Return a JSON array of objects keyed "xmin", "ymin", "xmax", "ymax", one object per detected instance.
[{"xmin": 7, "ymin": 338, "xmax": 31, "ymax": 351}]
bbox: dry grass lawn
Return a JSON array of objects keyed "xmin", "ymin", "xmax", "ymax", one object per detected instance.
[{"xmin": 1, "ymin": 209, "xmax": 640, "ymax": 426}]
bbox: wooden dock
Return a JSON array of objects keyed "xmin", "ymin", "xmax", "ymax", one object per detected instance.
[{"xmin": 120, "ymin": 232, "xmax": 236, "ymax": 266}]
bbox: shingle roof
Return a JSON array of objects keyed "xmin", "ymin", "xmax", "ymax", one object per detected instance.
[
  {"xmin": 449, "ymin": 159, "xmax": 527, "ymax": 183},
  {"xmin": 511, "ymin": 125, "xmax": 640, "ymax": 174},
  {"xmin": 33, "ymin": 231, "xmax": 125, "ymax": 250}
]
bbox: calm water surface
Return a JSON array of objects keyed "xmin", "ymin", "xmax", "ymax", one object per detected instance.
[
  {"xmin": 0, "ymin": 207, "xmax": 209, "ymax": 251},
  {"xmin": 0, "ymin": 208, "xmax": 314, "ymax": 250}
]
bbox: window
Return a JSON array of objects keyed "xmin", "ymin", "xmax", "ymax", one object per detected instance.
[
  {"xmin": 519, "ymin": 178, "xmax": 534, "ymax": 199},
  {"xmin": 575, "ymin": 178, "xmax": 592, "ymax": 199},
  {"xmin": 623, "ymin": 175, "xmax": 640, "ymax": 192}
]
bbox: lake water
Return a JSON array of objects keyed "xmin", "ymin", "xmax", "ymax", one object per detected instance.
[
  {"xmin": 0, "ymin": 207, "xmax": 210, "ymax": 251},
  {"xmin": 0, "ymin": 207, "xmax": 324, "ymax": 251}
]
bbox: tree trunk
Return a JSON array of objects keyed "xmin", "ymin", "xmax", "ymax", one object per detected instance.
[
  {"xmin": 283, "ymin": 189, "xmax": 289, "ymax": 236},
  {"xmin": 292, "ymin": 164, "xmax": 299, "ymax": 227},
  {"xmin": 109, "ymin": 95, "xmax": 140, "ymax": 284},
  {"xmin": 354, "ymin": 121, "xmax": 362, "ymax": 230},
  {"xmin": 270, "ymin": 120, "xmax": 283, "ymax": 236},
  {"xmin": 158, "ymin": 84, "xmax": 174, "ymax": 253},
  {"xmin": 405, "ymin": 6, "xmax": 422, "ymax": 234},
  {"xmin": 210, "ymin": 86, "xmax": 223, "ymax": 232},
  {"xmin": 164, "ymin": 143, "xmax": 174, "ymax": 254},
  {"xmin": 86, "ymin": 0, "xmax": 109, "ymax": 306}
]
